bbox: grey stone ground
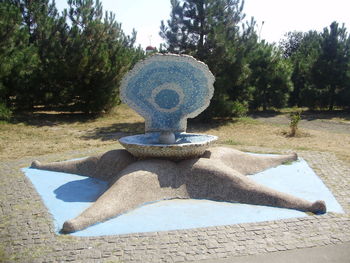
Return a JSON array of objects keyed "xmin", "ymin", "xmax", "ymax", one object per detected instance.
[{"xmin": 1, "ymin": 146, "xmax": 349, "ymax": 262}]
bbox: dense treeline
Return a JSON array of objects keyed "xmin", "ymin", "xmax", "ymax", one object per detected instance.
[
  {"xmin": 1, "ymin": 0, "xmax": 349, "ymax": 121},
  {"xmin": 0, "ymin": 0, "xmax": 144, "ymax": 119},
  {"xmin": 281, "ymin": 24, "xmax": 350, "ymax": 110},
  {"xmin": 160, "ymin": 0, "xmax": 350, "ymax": 117}
]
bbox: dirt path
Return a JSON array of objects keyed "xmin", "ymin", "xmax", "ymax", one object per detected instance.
[{"xmin": 250, "ymin": 112, "xmax": 350, "ymax": 134}]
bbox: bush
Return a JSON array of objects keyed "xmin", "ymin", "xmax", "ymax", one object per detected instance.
[
  {"xmin": 202, "ymin": 93, "xmax": 248, "ymax": 119},
  {"xmin": 0, "ymin": 0, "xmax": 144, "ymax": 114},
  {"xmin": 0, "ymin": 102, "xmax": 12, "ymax": 121},
  {"xmin": 289, "ymin": 110, "xmax": 302, "ymax": 136},
  {"xmin": 231, "ymin": 100, "xmax": 248, "ymax": 117}
]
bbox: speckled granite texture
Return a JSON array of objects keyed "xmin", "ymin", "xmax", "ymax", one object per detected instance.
[{"xmin": 119, "ymin": 132, "xmax": 217, "ymax": 159}]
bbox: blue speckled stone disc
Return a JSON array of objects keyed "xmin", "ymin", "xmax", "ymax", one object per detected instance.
[{"xmin": 120, "ymin": 54, "xmax": 215, "ymax": 132}]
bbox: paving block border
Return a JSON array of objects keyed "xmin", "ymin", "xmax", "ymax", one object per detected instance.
[{"xmin": 1, "ymin": 147, "xmax": 349, "ymax": 262}]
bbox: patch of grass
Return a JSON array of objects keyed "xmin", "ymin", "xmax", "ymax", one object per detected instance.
[
  {"xmin": 279, "ymin": 107, "xmax": 308, "ymax": 114},
  {"xmin": 280, "ymin": 129, "xmax": 311, "ymax": 138},
  {"xmin": 6, "ymin": 245, "xmax": 53, "ymax": 262},
  {"xmin": 295, "ymin": 146, "xmax": 312, "ymax": 151},
  {"xmin": 57, "ymin": 234, "xmax": 78, "ymax": 243},
  {"xmin": 223, "ymin": 139, "xmax": 241, "ymax": 146},
  {"xmin": 0, "ymin": 243, "xmax": 10, "ymax": 263},
  {"xmin": 0, "ymin": 104, "xmax": 144, "ymax": 161},
  {"xmin": 0, "ymin": 104, "xmax": 349, "ymax": 164},
  {"xmin": 236, "ymin": 116, "xmax": 260, "ymax": 125},
  {"xmin": 282, "ymin": 160, "xmax": 295, "ymax": 165}
]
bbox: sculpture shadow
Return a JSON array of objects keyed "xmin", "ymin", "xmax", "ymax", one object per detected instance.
[
  {"xmin": 301, "ymin": 110, "xmax": 350, "ymax": 121},
  {"xmin": 250, "ymin": 109, "xmax": 350, "ymax": 122},
  {"xmin": 54, "ymin": 178, "xmax": 108, "ymax": 202},
  {"xmin": 81, "ymin": 122, "xmax": 145, "ymax": 141},
  {"xmin": 81, "ymin": 119, "xmax": 236, "ymax": 142},
  {"xmin": 11, "ymin": 111, "xmax": 97, "ymax": 127},
  {"xmin": 187, "ymin": 118, "xmax": 238, "ymax": 133},
  {"xmin": 249, "ymin": 110, "xmax": 285, "ymax": 120}
]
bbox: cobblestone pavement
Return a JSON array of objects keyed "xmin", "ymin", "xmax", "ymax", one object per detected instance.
[{"xmin": 1, "ymin": 147, "xmax": 349, "ymax": 262}]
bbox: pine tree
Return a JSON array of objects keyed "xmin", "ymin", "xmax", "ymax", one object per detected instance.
[
  {"xmin": 4, "ymin": 0, "xmax": 70, "ymax": 109},
  {"xmin": 0, "ymin": 0, "xmax": 38, "ymax": 112},
  {"xmin": 1, "ymin": 0, "xmax": 144, "ymax": 113},
  {"xmin": 65, "ymin": 0, "xmax": 143, "ymax": 113},
  {"xmin": 280, "ymin": 31, "xmax": 321, "ymax": 107},
  {"xmin": 160, "ymin": 0, "xmax": 245, "ymax": 61},
  {"xmin": 249, "ymin": 41, "xmax": 292, "ymax": 110},
  {"xmin": 160, "ymin": 0, "xmax": 258, "ymax": 117},
  {"xmin": 312, "ymin": 22, "xmax": 350, "ymax": 110}
]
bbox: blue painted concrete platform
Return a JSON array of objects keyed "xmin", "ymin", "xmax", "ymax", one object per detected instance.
[{"xmin": 23, "ymin": 158, "xmax": 343, "ymax": 237}]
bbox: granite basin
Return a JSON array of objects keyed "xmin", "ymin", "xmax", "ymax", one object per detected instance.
[{"xmin": 119, "ymin": 132, "xmax": 217, "ymax": 159}]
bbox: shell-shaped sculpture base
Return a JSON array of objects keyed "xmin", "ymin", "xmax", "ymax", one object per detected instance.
[{"xmin": 119, "ymin": 133, "xmax": 217, "ymax": 160}]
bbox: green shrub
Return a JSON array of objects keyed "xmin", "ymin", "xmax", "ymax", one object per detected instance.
[
  {"xmin": 202, "ymin": 92, "xmax": 249, "ymax": 119},
  {"xmin": 0, "ymin": 102, "xmax": 12, "ymax": 121},
  {"xmin": 289, "ymin": 110, "xmax": 302, "ymax": 136},
  {"xmin": 231, "ymin": 100, "xmax": 248, "ymax": 117}
]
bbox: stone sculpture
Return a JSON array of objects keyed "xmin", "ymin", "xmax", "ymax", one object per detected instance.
[
  {"xmin": 119, "ymin": 54, "xmax": 217, "ymax": 159},
  {"xmin": 31, "ymin": 54, "xmax": 326, "ymax": 233},
  {"xmin": 120, "ymin": 54, "xmax": 214, "ymax": 133}
]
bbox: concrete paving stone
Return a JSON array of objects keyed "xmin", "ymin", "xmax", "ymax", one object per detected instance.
[
  {"xmin": 185, "ymin": 255, "xmax": 196, "ymax": 261},
  {"xmin": 275, "ymin": 245, "xmax": 287, "ymax": 251},
  {"xmin": 266, "ymin": 247, "xmax": 278, "ymax": 252},
  {"xmin": 173, "ymin": 256, "xmax": 186, "ymax": 262},
  {"xmin": 169, "ymin": 246, "xmax": 180, "ymax": 253},
  {"xmin": 113, "ymin": 250, "xmax": 123, "ymax": 256},
  {"xmin": 216, "ymin": 238, "xmax": 228, "ymax": 244},
  {"xmin": 214, "ymin": 247, "xmax": 227, "ymax": 253}
]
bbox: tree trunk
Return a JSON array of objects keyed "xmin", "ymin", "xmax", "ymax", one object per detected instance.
[
  {"xmin": 328, "ymin": 85, "xmax": 336, "ymax": 111},
  {"xmin": 197, "ymin": 1, "xmax": 205, "ymax": 60}
]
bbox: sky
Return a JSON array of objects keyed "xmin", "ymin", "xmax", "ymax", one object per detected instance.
[{"xmin": 56, "ymin": 0, "xmax": 350, "ymax": 49}]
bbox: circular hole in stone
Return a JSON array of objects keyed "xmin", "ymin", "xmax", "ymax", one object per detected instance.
[{"xmin": 154, "ymin": 89, "xmax": 180, "ymax": 110}]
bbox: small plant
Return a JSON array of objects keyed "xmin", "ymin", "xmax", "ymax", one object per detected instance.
[
  {"xmin": 231, "ymin": 100, "xmax": 248, "ymax": 117},
  {"xmin": 289, "ymin": 110, "xmax": 302, "ymax": 136},
  {"xmin": 224, "ymin": 139, "xmax": 240, "ymax": 145},
  {"xmin": 0, "ymin": 102, "xmax": 12, "ymax": 121}
]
